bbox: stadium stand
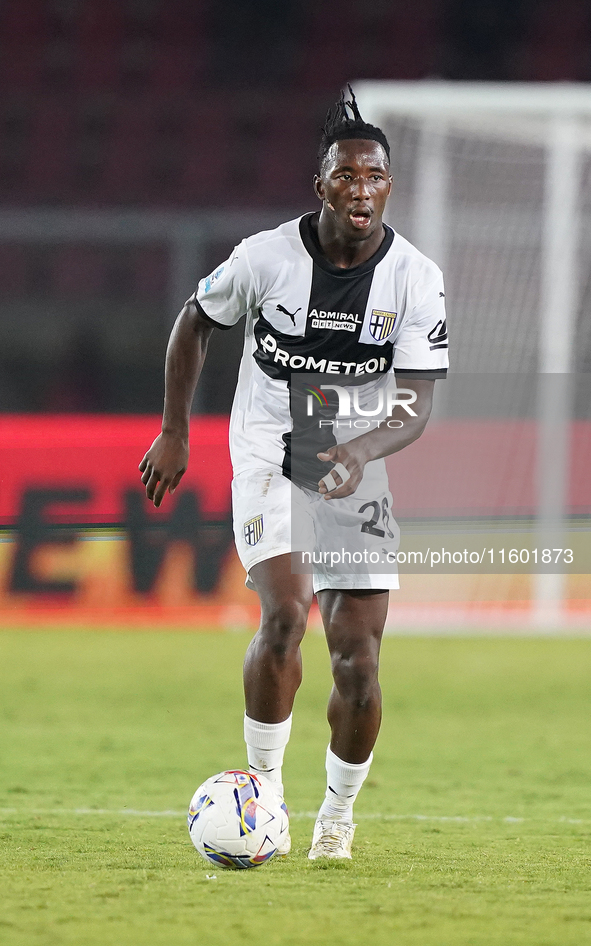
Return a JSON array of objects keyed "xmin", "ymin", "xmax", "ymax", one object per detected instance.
[
  {"xmin": 1, "ymin": 0, "xmax": 591, "ymax": 209},
  {"xmin": 519, "ymin": 0, "xmax": 591, "ymax": 81},
  {"xmin": 1, "ymin": 0, "xmax": 591, "ymax": 414}
]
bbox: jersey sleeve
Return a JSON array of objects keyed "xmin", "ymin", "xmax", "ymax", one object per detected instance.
[
  {"xmin": 393, "ymin": 269, "xmax": 449, "ymax": 379},
  {"xmin": 188, "ymin": 240, "xmax": 257, "ymax": 330}
]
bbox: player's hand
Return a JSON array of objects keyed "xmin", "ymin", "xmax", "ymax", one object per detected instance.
[
  {"xmin": 317, "ymin": 442, "xmax": 369, "ymax": 500},
  {"xmin": 139, "ymin": 431, "xmax": 189, "ymax": 507}
]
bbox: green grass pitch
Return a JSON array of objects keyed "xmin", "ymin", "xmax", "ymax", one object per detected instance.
[{"xmin": 1, "ymin": 630, "xmax": 591, "ymax": 946}]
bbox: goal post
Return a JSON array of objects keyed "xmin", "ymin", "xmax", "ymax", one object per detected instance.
[{"xmin": 355, "ymin": 81, "xmax": 591, "ymax": 627}]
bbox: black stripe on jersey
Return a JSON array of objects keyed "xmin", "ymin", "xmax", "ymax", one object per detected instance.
[
  {"xmin": 191, "ymin": 297, "xmax": 235, "ymax": 331},
  {"xmin": 282, "ymin": 378, "xmax": 338, "ymax": 490},
  {"xmin": 299, "ymin": 212, "xmax": 394, "ymax": 276},
  {"xmin": 254, "ymin": 217, "xmax": 394, "ymax": 384},
  {"xmin": 394, "ymin": 368, "xmax": 448, "ymax": 379},
  {"xmin": 280, "ymin": 219, "xmax": 396, "ymax": 489}
]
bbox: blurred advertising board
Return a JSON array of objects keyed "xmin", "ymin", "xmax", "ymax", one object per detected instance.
[
  {"xmin": 0, "ymin": 416, "xmax": 259, "ymax": 628},
  {"xmin": 0, "ymin": 415, "xmax": 589, "ymax": 628}
]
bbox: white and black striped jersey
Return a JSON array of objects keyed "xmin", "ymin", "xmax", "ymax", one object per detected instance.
[{"xmin": 191, "ymin": 213, "xmax": 448, "ymax": 484}]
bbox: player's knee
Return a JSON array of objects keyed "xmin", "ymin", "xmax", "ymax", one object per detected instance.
[
  {"xmin": 259, "ymin": 598, "xmax": 308, "ymax": 657},
  {"xmin": 331, "ymin": 650, "xmax": 379, "ymax": 708}
]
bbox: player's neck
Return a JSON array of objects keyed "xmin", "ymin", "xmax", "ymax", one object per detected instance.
[{"xmin": 314, "ymin": 210, "xmax": 386, "ymax": 269}]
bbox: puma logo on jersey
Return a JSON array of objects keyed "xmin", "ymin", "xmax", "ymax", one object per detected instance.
[
  {"xmin": 428, "ymin": 319, "xmax": 448, "ymax": 350},
  {"xmin": 276, "ymin": 304, "xmax": 301, "ymax": 325}
]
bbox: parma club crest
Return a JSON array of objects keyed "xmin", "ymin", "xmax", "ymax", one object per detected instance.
[
  {"xmin": 369, "ymin": 309, "xmax": 397, "ymax": 342},
  {"xmin": 244, "ymin": 515, "xmax": 264, "ymax": 546}
]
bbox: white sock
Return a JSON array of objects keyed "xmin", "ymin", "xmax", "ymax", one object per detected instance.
[
  {"xmin": 244, "ymin": 714, "xmax": 292, "ymax": 797},
  {"xmin": 318, "ymin": 746, "xmax": 373, "ymax": 823}
]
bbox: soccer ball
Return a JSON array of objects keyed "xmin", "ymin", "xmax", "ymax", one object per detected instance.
[{"xmin": 187, "ymin": 770, "xmax": 289, "ymax": 869}]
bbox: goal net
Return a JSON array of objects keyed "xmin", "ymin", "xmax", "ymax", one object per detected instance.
[{"xmin": 354, "ymin": 82, "xmax": 591, "ymax": 629}]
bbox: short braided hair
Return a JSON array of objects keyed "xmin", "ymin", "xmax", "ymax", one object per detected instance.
[{"xmin": 318, "ymin": 84, "xmax": 390, "ymax": 172}]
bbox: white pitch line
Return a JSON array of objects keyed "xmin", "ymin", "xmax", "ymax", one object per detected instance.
[
  {"xmin": 0, "ymin": 808, "xmax": 185, "ymax": 817},
  {"xmin": 0, "ymin": 808, "xmax": 588, "ymax": 825}
]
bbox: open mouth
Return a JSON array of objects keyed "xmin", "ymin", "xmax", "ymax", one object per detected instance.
[{"xmin": 349, "ymin": 209, "xmax": 372, "ymax": 229}]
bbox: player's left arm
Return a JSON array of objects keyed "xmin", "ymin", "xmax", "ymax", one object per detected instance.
[
  {"xmin": 317, "ymin": 378, "xmax": 434, "ymax": 499},
  {"xmin": 319, "ymin": 265, "xmax": 448, "ymax": 499}
]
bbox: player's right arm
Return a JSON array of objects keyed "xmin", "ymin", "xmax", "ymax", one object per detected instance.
[
  {"xmin": 140, "ymin": 241, "xmax": 255, "ymax": 507},
  {"xmin": 140, "ymin": 303, "xmax": 213, "ymax": 508}
]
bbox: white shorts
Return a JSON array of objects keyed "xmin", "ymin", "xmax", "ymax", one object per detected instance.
[{"xmin": 232, "ymin": 464, "xmax": 400, "ymax": 594}]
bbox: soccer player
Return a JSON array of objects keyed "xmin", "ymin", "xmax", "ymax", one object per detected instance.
[{"xmin": 140, "ymin": 88, "xmax": 448, "ymax": 859}]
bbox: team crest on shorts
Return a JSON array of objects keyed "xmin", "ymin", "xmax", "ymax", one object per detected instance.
[
  {"xmin": 244, "ymin": 514, "xmax": 264, "ymax": 546},
  {"xmin": 369, "ymin": 309, "xmax": 397, "ymax": 341}
]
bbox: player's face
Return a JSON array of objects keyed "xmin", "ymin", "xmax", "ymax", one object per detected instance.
[{"xmin": 314, "ymin": 139, "xmax": 392, "ymax": 239}]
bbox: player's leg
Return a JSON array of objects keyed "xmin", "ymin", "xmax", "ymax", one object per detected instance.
[
  {"xmin": 321, "ymin": 588, "xmax": 388, "ymax": 763},
  {"xmin": 232, "ymin": 471, "xmax": 313, "ymax": 790},
  {"xmin": 243, "ymin": 553, "xmax": 313, "ymax": 796},
  {"xmin": 309, "ymin": 587, "xmax": 389, "ymax": 859}
]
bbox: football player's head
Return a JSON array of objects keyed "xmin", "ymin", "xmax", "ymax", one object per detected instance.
[
  {"xmin": 315, "ymin": 86, "xmax": 392, "ymax": 239},
  {"xmin": 317, "ymin": 85, "xmax": 390, "ymax": 173}
]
